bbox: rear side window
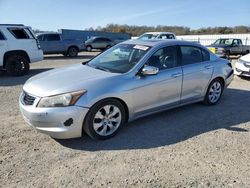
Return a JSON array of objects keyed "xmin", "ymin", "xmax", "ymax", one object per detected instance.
[
  {"xmin": 201, "ymin": 49, "xmax": 210, "ymax": 61},
  {"xmin": 180, "ymin": 46, "xmax": 203, "ymax": 65},
  {"xmin": 8, "ymin": 28, "xmax": 30, "ymax": 39},
  {"xmin": 44, "ymin": 34, "xmax": 60, "ymax": 41},
  {"xmin": 0, "ymin": 31, "xmax": 5, "ymax": 40},
  {"xmin": 159, "ymin": 34, "xmax": 175, "ymax": 39}
]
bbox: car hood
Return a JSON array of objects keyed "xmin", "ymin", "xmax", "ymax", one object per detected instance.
[
  {"xmin": 207, "ymin": 44, "xmax": 229, "ymax": 48},
  {"xmin": 23, "ymin": 63, "xmax": 119, "ymax": 97}
]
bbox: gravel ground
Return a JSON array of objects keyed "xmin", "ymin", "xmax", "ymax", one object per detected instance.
[{"xmin": 0, "ymin": 53, "xmax": 250, "ymax": 188}]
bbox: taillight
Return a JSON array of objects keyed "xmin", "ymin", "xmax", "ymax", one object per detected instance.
[{"xmin": 36, "ymin": 39, "xmax": 41, "ymax": 49}]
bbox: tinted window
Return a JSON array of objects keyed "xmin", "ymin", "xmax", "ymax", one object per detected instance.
[
  {"xmin": 202, "ymin": 49, "xmax": 210, "ymax": 61},
  {"xmin": 8, "ymin": 28, "xmax": 29, "ymax": 39},
  {"xmin": 0, "ymin": 31, "xmax": 5, "ymax": 40},
  {"xmin": 146, "ymin": 46, "xmax": 177, "ymax": 70},
  {"xmin": 159, "ymin": 34, "xmax": 175, "ymax": 39},
  {"xmin": 180, "ymin": 46, "xmax": 203, "ymax": 65},
  {"xmin": 94, "ymin": 38, "xmax": 102, "ymax": 42},
  {"xmin": 45, "ymin": 34, "xmax": 60, "ymax": 41}
]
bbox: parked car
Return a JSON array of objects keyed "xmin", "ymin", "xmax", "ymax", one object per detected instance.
[
  {"xmin": 234, "ymin": 53, "xmax": 250, "ymax": 77},
  {"xmin": 0, "ymin": 24, "xmax": 43, "ymax": 76},
  {"xmin": 85, "ymin": 37, "xmax": 114, "ymax": 51},
  {"xmin": 19, "ymin": 40, "xmax": 233, "ymax": 140},
  {"xmin": 207, "ymin": 38, "xmax": 250, "ymax": 59},
  {"xmin": 37, "ymin": 33, "xmax": 85, "ymax": 57},
  {"xmin": 137, "ymin": 32, "xmax": 176, "ymax": 40}
]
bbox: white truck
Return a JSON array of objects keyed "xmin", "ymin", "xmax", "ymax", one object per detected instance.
[{"xmin": 0, "ymin": 24, "xmax": 43, "ymax": 76}]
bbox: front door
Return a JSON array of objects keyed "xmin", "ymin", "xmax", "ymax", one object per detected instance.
[{"xmin": 132, "ymin": 46, "xmax": 182, "ymax": 116}]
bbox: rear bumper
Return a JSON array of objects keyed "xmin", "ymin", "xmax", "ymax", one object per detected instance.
[
  {"xmin": 30, "ymin": 50, "xmax": 44, "ymax": 63},
  {"xmin": 225, "ymin": 70, "xmax": 234, "ymax": 86}
]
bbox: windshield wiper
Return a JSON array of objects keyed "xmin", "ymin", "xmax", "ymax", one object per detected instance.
[{"xmin": 94, "ymin": 66, "xmax": 111, "ymax": 72}]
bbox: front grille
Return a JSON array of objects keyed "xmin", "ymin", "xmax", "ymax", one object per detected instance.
[{"xmin": 23, "ymin": 92, "xmax": 36, "ymax": 105}]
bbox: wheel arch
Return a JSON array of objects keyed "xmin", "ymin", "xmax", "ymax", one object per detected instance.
[
  {"xmin": 67, "ymin": 45, "xmax": 79, "ymax": 52},
  {"xmin": 3, "ymin": 50, "xmax": 30, "ymax": 68}
]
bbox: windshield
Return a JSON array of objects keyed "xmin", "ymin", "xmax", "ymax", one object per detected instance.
[
  {"xmin": 138, "ymin": 34, "xmax": 158, "ymax": 40},
  {"xmin": 213, "ymin": 39, "xmax": 233, "ymax": 45},
  {"xmin": 87, "ymin": 44, "xmax": 151, "ymax": 73}
]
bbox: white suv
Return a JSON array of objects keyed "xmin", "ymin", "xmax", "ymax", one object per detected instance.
[{"xmin": 0, "ymin": 24, "xmax": 43, "ymax": 76}]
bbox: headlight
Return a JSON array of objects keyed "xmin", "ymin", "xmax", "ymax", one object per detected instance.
[{"xmin": 37, "ymin": 90, "xmax": 86, "ymax": 108}]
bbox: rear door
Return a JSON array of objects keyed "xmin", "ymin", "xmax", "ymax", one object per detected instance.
[
  {"xmin": 40, "ymin": 34, "xmax": 63, "ymax": 53},
  {"xmin": 180, "ymin": 45, "xmax": 213, "ymax": 102},
  {"xmin": 0, "ymin": 30, "xmax": 7, "ymax": 65}
]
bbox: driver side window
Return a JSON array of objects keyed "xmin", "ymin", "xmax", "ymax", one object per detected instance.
[{"xmin": 145, "ymin": 46, "xmax": 177, "ymax": 70}]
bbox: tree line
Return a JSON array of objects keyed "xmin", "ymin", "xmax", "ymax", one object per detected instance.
[{"xmin": 87, "ymin": 24, "xmax": 250, "ymax": 36}]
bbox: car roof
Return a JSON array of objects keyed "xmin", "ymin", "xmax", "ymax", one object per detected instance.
[
  {"xmin": 123, "ymin": 39, "xmax": 205, "ymax": 48},
  {"xmin": 37, "ymin": 32, "xmax": 59, "ymax": 36},
  {"xmin": 143, "ymin": 32, "xmax": 175, "ymax": 35}
]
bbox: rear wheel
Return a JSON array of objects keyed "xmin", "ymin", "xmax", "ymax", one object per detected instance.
[
  {"xmin": 86, "ymin": 46, "xmax": 92, "ymax": 52},
  {"xmin": 203, "ymin": 78, "xmax": 224, "ymax": 105},
  {"xmin": 67, "ymin": 47, "xmax": 78, "ymax": 57},
  {"xmin": 5, "ymin": 54, "xmax": 30, "ymax": 76},
  {"xmin": 83, "ymin": 99, "xmax": 126, "ymax": 140}
]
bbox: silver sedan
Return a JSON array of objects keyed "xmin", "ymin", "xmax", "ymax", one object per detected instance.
[{"xmin": 19, "ymin": 40, "xmax": 234, "ymax": 140}]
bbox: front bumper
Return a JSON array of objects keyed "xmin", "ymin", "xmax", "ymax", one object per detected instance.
[
  {"xmin": 19, "ymin": 93, "xmax": 89, "ymax": 139},
  {"xmin": 234, "ymin": 62, "xmax": 250, "ymax": 77}
]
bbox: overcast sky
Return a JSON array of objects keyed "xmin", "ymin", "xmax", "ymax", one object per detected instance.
[{"xmin": 0, "ymin": 0, "xmax": 250, "ymax": 31}]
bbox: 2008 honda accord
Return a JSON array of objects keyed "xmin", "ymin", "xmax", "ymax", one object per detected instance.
[{"xmin": 19, "ymin": 40, "xmax": 234, "ymax": 140}]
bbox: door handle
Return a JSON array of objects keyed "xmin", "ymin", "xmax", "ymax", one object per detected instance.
[
  {"xmin": 171, "ymin": 73, "xmax": 182, "ymax": 78},
  {"xmin": 205, "ymin": 65, "xmax": 213, "ymax": 69}
]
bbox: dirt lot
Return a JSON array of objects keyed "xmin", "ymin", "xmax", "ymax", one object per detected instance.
[{"xmin": 0, "ymin": 53, "xmax": 250, "ymax": 188}]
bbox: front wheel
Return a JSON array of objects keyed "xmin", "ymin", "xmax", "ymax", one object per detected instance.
[
  {"xmin": 83, "ymin": 99, "xmax": 126, "ymax": 140},
  {"xmin": 203, "ymin": 78, "xmax": 224, "ymax": 105}
]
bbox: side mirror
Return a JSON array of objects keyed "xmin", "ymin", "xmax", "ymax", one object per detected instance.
[{"xmin": 141, "ymin": 66, "xmax": 159, "ymax": 76}]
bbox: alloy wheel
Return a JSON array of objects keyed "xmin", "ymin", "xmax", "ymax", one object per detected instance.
[{"xmin": 93, "ymin": 105, "xmax": 122, "ymax": 136}]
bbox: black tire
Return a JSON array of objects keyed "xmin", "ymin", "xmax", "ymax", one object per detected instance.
[
  {"xmin": 67, "ymin": 47, "xmax": 78, "ymax": 57},
  {"xmin": 203, "ymin": 78, "xmax": 224, "ymax": 105},
  {"xmin": 225, "ymin": 51, "xmax": 230, "ymax": 60},
  {"xmin": 5, "ymin": 54, "xmax": 30, "ymax": 76},
  {"xmin": 86, "ymin": 45, "xmax": 92, "ymax": 52},
  {"xmin": 83, "ymin": 99, "xmax": 126, "ymax": 140}
]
